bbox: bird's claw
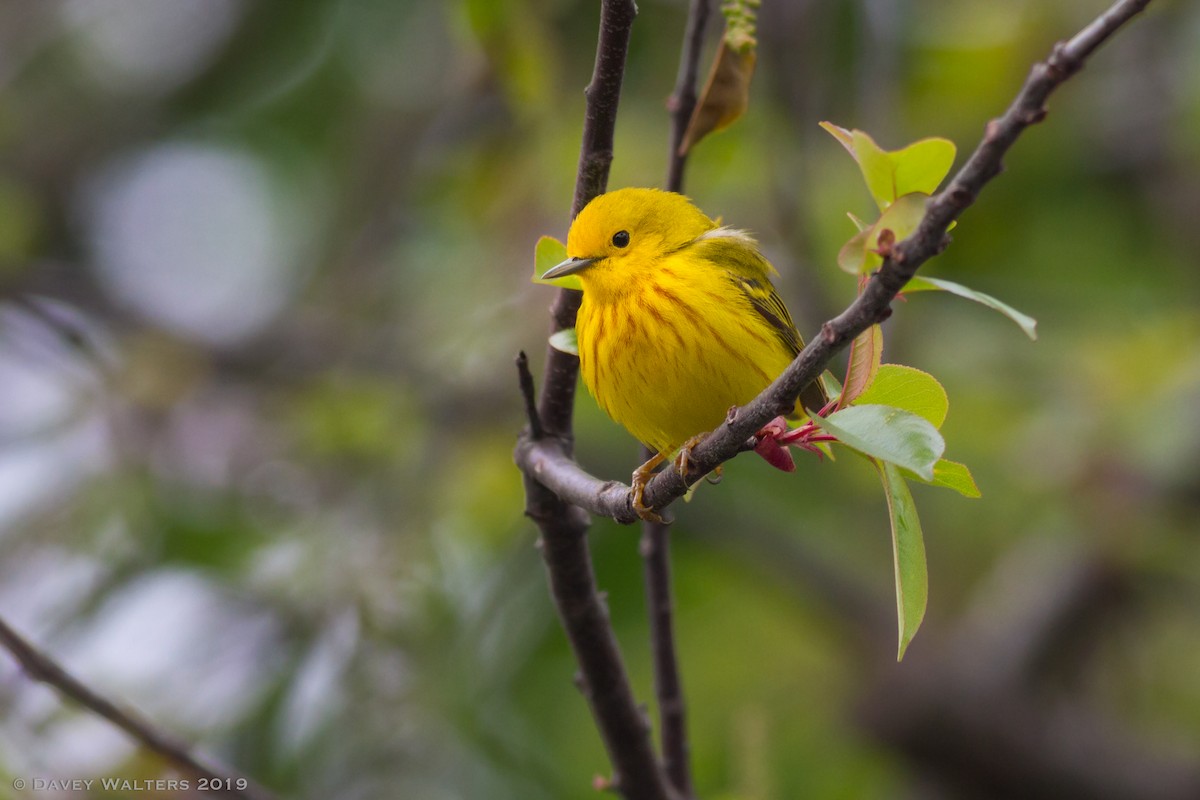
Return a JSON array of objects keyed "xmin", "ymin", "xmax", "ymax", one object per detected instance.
[
  {"xmin": 631, "ymin": 452, "xmax": 667, "ymax": 523},
  {"xmin": 671, "ymin": 434, "xmax": 709, "ymax": 480}
]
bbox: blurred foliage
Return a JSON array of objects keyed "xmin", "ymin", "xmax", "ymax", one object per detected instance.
[{"xmin": 1, "ymin": 1, "xmax": 1199, "ymax": 798}]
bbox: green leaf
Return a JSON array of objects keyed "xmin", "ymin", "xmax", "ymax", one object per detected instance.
[
  {"xmin": 840, "ymin": 325, "xmax": 883, "ymax": 407},
  {"xmin": 815, "ymin": 404, "xmax": 944, "ymax": 480},
  {"xmin": 821, "ymin": 371, "xmax": 843, "ymax": 400},
  {"xmin": 836, "ymin": 226, "xmax": 872, "ymax": 274},
  {"xmin": 846, "ymin": 211, "xmax": 871, "ymax": 232},
  {"xmin": 877, "ymin": 461, "xmax": 928, "ymax": 660},
  {"xmin": 888, "ymin": 136, "xmax": 957, "ymax": 204},
  {"xmin": 531, "ymin": 235, "xmax": 581, "ymax": 291},
  {"xmin": 820, "ymin": 120, "xmax": 855, "ymax": 154},
  {"xmin": 854, "ymin": 364, "xmax": 948, "ymax": 429},
  {"xmin": 905, "ymin": 276, "xmax": 1038, "ymax": 340},
  {"xmin": 852, "ymin": 131, "xmax": 900, "ymax": 209},
  {"xmin": 548, "ymin": 328, "xmax": 578, "ymax": 355},
  {"xmin": 820, "ymin": 123, "xmax": 956, "ymax": 210},
  {"xmin": 837, "ymin": 193, "xmax": 928, "ymax": 274},
  {"xmin": 905, "ymin": 458, "xmax": 982, "ymax": 498}
]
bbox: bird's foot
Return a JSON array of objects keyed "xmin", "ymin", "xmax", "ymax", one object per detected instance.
[
  {"xmin": 631, "ymin": 452, "xmax": 667, "ymax": 523},
  {"xmin": 671, "ymin": 433, "xmax": 711, "ymax": 481}
]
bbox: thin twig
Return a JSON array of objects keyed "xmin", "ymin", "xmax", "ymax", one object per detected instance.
[
  {"xmin": 517, "ymin": 2, "xmax": 678, "ymax": 799},
  {"xmin": 516, "ymin": 0, "xmax": 1156, "ymax": 525},
  {"xmin": 639, "ymin": 2, "xmax": 713, "ymax": 796},
  {"xmin": 666, "ymin": 0, "xmax": 713, "ymax": 193},
  {"xmin": 640, "ymin": 514, "xmax": 693, "ymax": 798},
  {"xmin": 0, "ymin": 616, "xmax": 277, "ymax": 800},
  {"xmin": 538, "ymin": 0, "xmax": 642, "ymax": 442},
  {"xmin": 516, "ymin": 350, "xmax": 544, "ymax": 440}
]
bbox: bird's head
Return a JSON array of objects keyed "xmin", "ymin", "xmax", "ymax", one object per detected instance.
[{"xmin": 542, "ymin": 188, "xmax": 715, "ymax": 294}]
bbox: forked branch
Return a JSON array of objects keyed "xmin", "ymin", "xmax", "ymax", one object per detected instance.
[
  {"xmin": 514, "ymin": 2, "xmax": 1154, "ymax": 799},
  {"xmin": 516, "ymin": 0, "xmax": 1156, "ymax": 524},
  {"xmin": 517, "ymin": 2, "xmax": 680, "ymax": 799}
]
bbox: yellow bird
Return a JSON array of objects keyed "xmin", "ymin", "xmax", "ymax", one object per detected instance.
[{"xmin": 543, "ymin": 188, "xmax": 826, "ymax": 520}]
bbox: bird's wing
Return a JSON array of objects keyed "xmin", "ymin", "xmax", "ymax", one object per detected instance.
[
  {"xmin": 730, "ymin": 273, "xmax": 803, "ymax": 358},
  {"xmin": 691, "ymin": 230, "xmax": 828, "ymax": 412},
  {"xmin": 690, "ymin": 230, "xmax": 802, "ymax": 357}
]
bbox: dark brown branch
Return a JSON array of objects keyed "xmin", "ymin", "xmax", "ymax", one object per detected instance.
[
  {"xmin": 516, "ymin": 0, "xmax": 1156, "ymax": 525},
  {"xmin": 665, "ymin": 0, "xmax": 712, "ymax": 193},
  {"xmin": 517, "ymin": 2, "xmax": 678, "ymax": 799},
  {"xmin": 518, "ymin": 432, "xmax": 637, "ymax": 519},
  {"xmin": 641, "ymin": 2, "xmax": 713, "ymax": 796},
  {"xmin": 516, "ymin": 350, "xmax": 544, "ymax": 439},
  {"xmin": 0, "ymin": 616, "xmax": 276, "ymax": 800},
  {"xmin": 530, "ymin": 493, "xmax": 678, "ymax": 800},
  {"xmin": 640, "ymin": 515, "xmax": 692, "ymax": 799},
  {"xmin": 538, "ymin": 0, "xmax": 642, "ymax": 444}
]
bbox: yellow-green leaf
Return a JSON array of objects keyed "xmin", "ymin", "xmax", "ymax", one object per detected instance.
[
  {"xmin": 904, "ymin": 459, "xmax": 981, "ymax": 498},
  {"xmin": 840, "ymin": 325, "xmax": 883, "ymax": 407},
  {"xmin": 878, "ymin": 461, "xmax": 928, "ymax": 660},
  {"xmin": 851, "ymin": 130, "xmax": 897, "ymax": 209},
  {"xmin": 821, "ymin": 123, "xmax": 956, "ymax": 210},
  {"xmin": 821, "ymin": 371, "xmax": 843, "ymax": 401},
  {"xmin": 854, "ymin": 364, "xmax": 948, "ymax": 429},
  {"xmin": 532, "ymin": 235, "xmax": 581, "ymax": 291},
  {"xmin": 820, "ymin": 121, "xmax": 855, "ymax": 155},
  {"xmin": 836, "ymin": 226, "xmax": 872, "ymax": 274},
  {"xmin": 816, "ymin": 404, "xmax": 944, "ymax": 481},
  {"xmin": 905, "ymin": 276, "xmax": 1038, "ymax": 340},
  {"xmin": 838, "ymin": 193, "xmax": 929, "ymax": 274},
  {"xmin": 889, "ymin": 136, "xmax": 957, "ymax": 203},
  {"xmin": 548, "ymin": 327, "xmax": 577, "ymax": 355}
]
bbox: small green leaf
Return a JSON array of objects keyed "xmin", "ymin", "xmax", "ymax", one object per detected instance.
[
  {"xmin": 890, "ymin": 137, "xmax": 957, "ymax": 203},
  {"xmin": 854, "ymin": 364, "xmax": 948, "ymax": 429},
  {"xmin": 548, "ymin": 328, "xmax": 578, "ymax": 355},
  {"xmin": 851, "ymin": 130, "xmax": 898, "ymax": 209},
  {"xmin": 532, "ymin": 235, "xmax": 581, "ymax": 291},
  {"xmin": 873, "ymin": 193, "xmax": 927, "ymax": 260},
  {"xmin": 905, "ymin": 276, "xmax": 1038, "ymax": 340},
  {"xmin": 820, "ymin": 120, "xmax": 855, "ymax": 154},
  {"xmin": 854, "ymin": 130, "xmax": 955, "ymax": 209},
  {"xmin": 838, "ymin": 193, "xmax": 928, "ymax": 274},
  {"xmin": 840, "ymin": 325, "xmax": 883, "ymax": 407},
  {"xmin": 815, "ymin": 404, "xmax": 944, "ymax": 480},
  {"xmin": 821, "ymin": 371, "xmax": 844, "ymax": 400},
  {"xmin": 836, "ymin": 226, "xmax": 872, "ymax": 274},
  {"xmin": 904, "ymin": 458, "xmax": 981, "ymax": 498},
  {"xmin": 877, "ymin": 461, "xmax": 928, "ymax": 660},
  {"xmin": 821, "ymin": 123, "xmax": 956, "ymax": 210}
]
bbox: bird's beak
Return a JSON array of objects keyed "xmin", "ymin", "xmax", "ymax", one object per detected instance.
[{"xmin": 542, "ymin": 256, "xmax": 596, "ymax": 280}]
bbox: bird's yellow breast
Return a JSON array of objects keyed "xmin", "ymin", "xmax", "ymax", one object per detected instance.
[{"xmin": 575, "ymin": 250, "xmax": 795, "ymax": 456}]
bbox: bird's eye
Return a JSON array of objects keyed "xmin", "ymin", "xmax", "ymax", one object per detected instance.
[{"xmin": 612, "ymin": 230, "xmax": 630, "ymax": 248}]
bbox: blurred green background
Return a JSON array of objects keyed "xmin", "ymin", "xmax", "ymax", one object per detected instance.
[{"xmin": 1, "ymin": 1, "xmax": 1199, "ymax": 798}]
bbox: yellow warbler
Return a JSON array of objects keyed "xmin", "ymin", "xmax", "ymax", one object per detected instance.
[{"xmin": 543, "ymin": 187, "xmax": 826, "ymax": 520}]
